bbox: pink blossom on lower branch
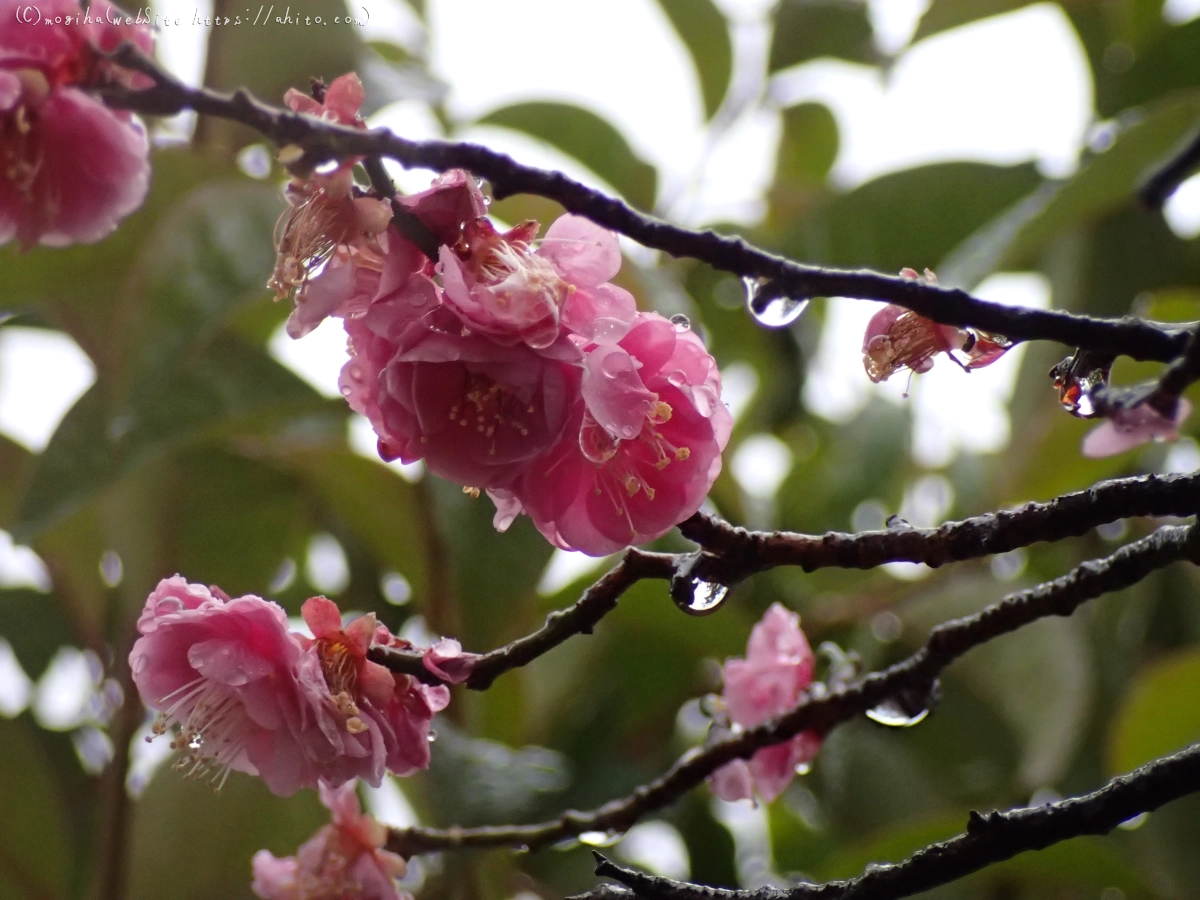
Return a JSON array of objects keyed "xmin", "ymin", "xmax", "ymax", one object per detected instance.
[
  {"xmin": 0, "ymin": 0, "xmax": 153, "ymax": 247},
  {"xmin": 1081, "ymin": 398, "xmax": 1192, "ymax": 458},
  {"xmin": 252, "ymin": 780, "xmax": 409, "ymax": 900},
  {"xmin": 710, "ymin": 603, "xmax": 822, "ymax": 804},
  {"xmin": 130, "ymin": 578, "xmax": 449, "ymax": 795}
]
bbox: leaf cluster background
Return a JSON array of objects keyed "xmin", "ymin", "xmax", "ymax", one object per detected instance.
[{"xmin": 2, "ymin": 1, "xmax": 1200, "ymax": 898}]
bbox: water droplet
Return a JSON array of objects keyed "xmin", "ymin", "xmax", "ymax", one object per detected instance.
[
  {"xmin": 794, "ymin": 761, "xmax": 812, "ymax": 776},
  {"xmin": 578, "ymin": 830, "xmax": 622, "ymax": 847},
  {"xmin": 340, "ymin": 384, "xmax": 353, "ymax": 396},
  {"xmin": 600, "ymin": 352, "xmax": 628, "ymax": 379},
  {"xmin": 865, "ymin": 680, "xmax": 940, "ymax": 728},
  {"xmin": 591, "ymin": 317, "xmax": 628, "ymax": 343},
  {"xmin": 667, "ymin": 370, "xmax": 687, "ymax": 388},
  {"xmin": 670, "ymin": 313, "xmax": 691, "ymax": 331},
  {"xmin": 1118, "ymin": 811, "xmax": 1149, "ymax": 830},
  {"xmin": 675, "ymin": 580, "xmax": 728, "ymax": 615},
  {"xmin": 427, "ymin": 729, "xmax": 437, "ymax": 742},
  {"xmin": 885, "ymin": 514, "xmax": 911, "ymax": 531},
  {"xmin": 744, "ymin": 277, "xmax": 810, "ymax": 328}
]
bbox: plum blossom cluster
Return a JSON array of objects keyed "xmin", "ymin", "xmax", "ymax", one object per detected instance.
[
  {"xmin": 130, "ymin": 576, "xmax": 468, "ymax": 796},
  {"xmin": 253, "ymin": 780, "xmax": 409, "ymax": 900},
  {"xmin": 273, "ymin": 74, "xmax": 731, "ymax": 557},
  {"xmin": 862, "ymin": 269, "xmax": 1010, "ymax": 387},
  {"xmin": 708, "ymin": 603, "xmax": 822, "ymax": 805},
  {"xmin": 0, "ymin": 0, "xmax": 152, "ymax": 247}
]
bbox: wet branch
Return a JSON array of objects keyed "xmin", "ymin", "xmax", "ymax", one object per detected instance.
[
  {"xmin": 1139, "ymin": 121, "xmax": 1200, "ymax": 209},
  {"xmin": 370, "ymin": 471, "xmax": 1200, "ymax": 689},
  {"xmin": 384, "ymin": 524, "xmax": 1199, "ymax": 856},
  {"xmin": 582, "ymin": 740, "xmax": 1200, "ymax": 900},
  {"xmin": 99, "ymin": 45, "xmax": 1189, "ymax": 363},
  {"xmin": 368, "ymin": 549, "xmax": 674, "ymax": 689}
]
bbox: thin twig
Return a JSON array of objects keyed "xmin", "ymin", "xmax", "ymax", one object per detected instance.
[
  {"xmin": 371, "ymin": 472, "xmax": 1200, "ymax": 689},
  {"xmin": 1139, "ymin": 121, "xmax": 1200, "ymax": 209},
  {"xmin": 582, "ymin": 740, "xmax": 1200, "ymax": 900},
  {"xmin": 98, "ymin": 44, "xmax": 1190, "ymax": 363},
  {"xmin": 384, "ymin": 525, "xmax": 1198, "ymax": 856},
  {"xmin": 368, "ymin": 549, "xmax": 674, "ymax": 689}
]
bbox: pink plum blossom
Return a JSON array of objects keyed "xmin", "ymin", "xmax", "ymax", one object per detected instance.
[
  {"xmin": 862, "ymin": 268, "xmax": 1010, "ymax": 383},
  {"xmin": 343, "ymin": 309, "xmax": 582, "ymax": 490},
  {"xmin": 710, "ymin": 603, "xmax": 822, "ymax": 805},
  {"xmin": 130, "ymin": 578, "xmax": 449, "ymax": 795},
  {"xmin": 0, "ymin": 0, "xmax": 152, "ymax": 248},
  {"xmin": 495, "ymin": 312, "xmax": 731, "ymax": 556},
  {"xmin": 285, "ymin": 72, "xmax": 366, "ymax": 128},
  {"xmin": 299, "ymin": 597, "xmax": 450, "ymax": 782},
  {"xmin": 438, "ymin": 213, "xmax": 636, "ymax": 349},
  {"xmin": 1081, "ymin": 398, "xmax": 1192, "ymax": 458},
  {"xmin": 252, "ymin": 780, "xmax": 409, "ymax": 900}
]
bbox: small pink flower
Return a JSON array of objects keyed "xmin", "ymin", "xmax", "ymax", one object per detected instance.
[
  {"xmin": 0, "ymin": 0, "xmax": 152, "ymax": 248},
  {"xmin": 1081, "ymin": 397, "xmax": 1192, "ymax": 458},
  {"xmin": 422, "ymin": 638, "xmax": 479, "ymax": 685},
  {"xmin": 501, "ymin": 312, "xmax": 731, "ymax": 556},
  {"xmin": 252, "ymin": 780, "xmax": 409, "ymax": 900},
  {"xmin": 438, "ymin": 213, "xmax": 636, "ymax": 349},
  {"xmin": 130, "ymin": 577, "xmax": 322, "ymax": 796},
  {"xmin": 300, "ymin": 598, "xmax": 450, "ymax": 782},
  {"xmin": 710, "ymin": 603, "xmax": 822, "ymax": 805},
  {"xmin": 285, "ymin": 72, "xmax": 366, "ymax": 128},
  {"xmin": 862, "ymin": 269, "xmax": 1010, "ymax": 383},
  {"xmin": 130, "ymin": 579, "xmax": 449, "ymax": 795}
]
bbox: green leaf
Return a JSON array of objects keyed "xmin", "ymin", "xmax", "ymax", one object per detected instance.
[
  {"xmin": 914, "ymin": 0, "xmax": 1032, "ymax": 43},
  {"xmin": 776, "ymin": 102, "xmax": 839, "ymax": 187},
  {"xmin": 285, "ymin": 449, "xmax": 430, "ymax": 605},
  {"xmin": 367, "ymin": 39, "xmax": 410, "ymax": 64},
  {"xmin": 0, "ymin": 433, "xmax": 31, "ymax": 528},
  {"xmin": 477, "ymin": 102, "xmax": 658, "ymax": 210},
  {"xmin": 127, "ymin": 771, "xmax": 328, "ymax": 900},
  {"xmin": 0, "ymin": 589, "xmax": 74, "ymax": 678},
  {"xmin": 1108, "ymin": 646, "xmax": 1200, "ymax": 775},
  {"xmin": 957, "ymin": 616, "xmax": 1093, "ymax": 788},
  {"xmin": 0, "ymin": 717, "xmax": 72, "ymax": 900},
  {"xmin": 773, "ymin": 161, "xmax": 1041, "ymax": 276},
  {"xmin": 655, "ymin": 0, "xmax": 733, "ymax": 119},
  {"xmin": 173, "ymin": 448, "xmax": 312, "ymax": 597},
  {"xmin": 940, "ymin": 90, "xmax": 1200, "ymax": 289},
  {"xmin": 12, "ymin": 339, "xmax": 332, "ymax": 541},
  {"xmin": 1106, "ymin": 19, "xmax": 1200, "ymax": 116},
  {"xmin": 768, "ymin": 0, "xmax": 878, "ymax": 74}
]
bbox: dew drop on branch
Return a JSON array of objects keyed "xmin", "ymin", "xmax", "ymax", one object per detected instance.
[
  {"xmin": 744, "ymin": 277, "xmax": 810, "ymax": 328},
  {"xmin": 865, "ymin": 680, "xmax": 941, "ymax": 728}
]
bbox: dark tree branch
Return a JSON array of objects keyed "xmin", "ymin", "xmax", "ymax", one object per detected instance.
[
  {"xmin": 370, "ymin": 471, "xmax": 1200, "ymax": 689},
  {"xmin": 582, "ymin": 740, "xmax": 1200, "ymax": 900},
  {"xmin": 1138, "ymin": 121, "xmax": 1200, "ymax": 210},
  {"xmin": 677, "ymin": 470, "xmax": 1200, "ymax": 585},
  {"xmin": 368, "ymin": 548, "xmax": 674, "ymax": 689},
  {"xmin": 385, "ymin": 524, "xmax": 1198, "ymax": 856},
  {"xmin": 99, "ymin": 45, "xmax": 1190, "ymax": 363},
  {"xmin": 1155, "ymin": 323, "xmax": 1200, "ymax": 400}
]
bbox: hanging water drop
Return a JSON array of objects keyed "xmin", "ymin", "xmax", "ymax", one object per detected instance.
[
  {"xmin": 794, "ymin": 761, "xmax": 812, "ymax": 776},
  {"xmin": 670, "ymin": 313, "xmax": 691, "ymax": 331},
  {"xmin": 682, "ymin": 580, "xmax": 728, "ymax": 615},
  {"xmin": 744, "ymin": 277, "xmax": 810, "ymax": 328},
  {"xmin": 578, "ymin": 830, "xmax": 623, "ymax": 847},
  {"xmin": 866, "ymin": 680, "xmax": 940, "ymax": 728},
  {"xmin": 427, "ymin": 729, "xmax": 438, "ymax": 742}
]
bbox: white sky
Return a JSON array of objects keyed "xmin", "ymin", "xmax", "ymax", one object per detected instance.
[{"xmin": 2, "ymin": 1, "xmax": 1200, "ymax": 592}]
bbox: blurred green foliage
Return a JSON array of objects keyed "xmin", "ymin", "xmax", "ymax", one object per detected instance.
[{"xmin": 1, "ymin": 1, "xmax": 1200, "ymax": 899}]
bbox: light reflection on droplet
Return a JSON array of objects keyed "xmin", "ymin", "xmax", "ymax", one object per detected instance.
[{"xmin": 744, "ymin": 277, "xmax": 810, "ymax": 328}]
